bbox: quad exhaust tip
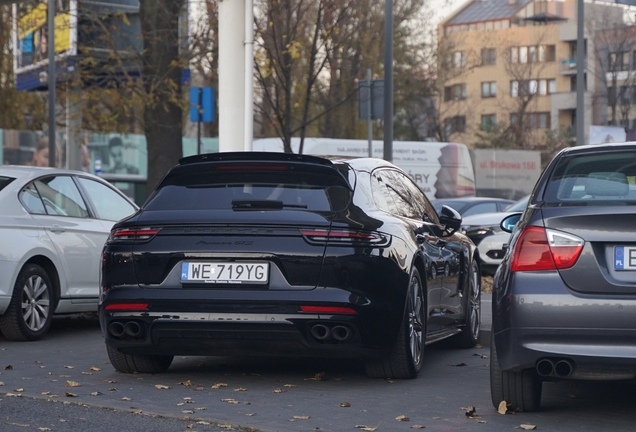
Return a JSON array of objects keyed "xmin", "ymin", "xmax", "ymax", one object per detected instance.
[{"xmin": 536, "ymin": 358, "xmax": 573, "ymax": 378}]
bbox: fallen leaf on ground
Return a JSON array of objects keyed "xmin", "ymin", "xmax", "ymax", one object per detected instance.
[
  {"xmin": 497, "ymin": 401, "xmax": 508, "ymax": 415},
  {"xmin": 464, "ymin": 406, "xmax": 477, "ymax": 417},
  {"xmin": 182, "ymin": 409, "xmax": 194, "ymax": 414},
  {"xmin": 246, "ymin": 413, "xmax": 256, "ymax": 416},
  {"xmin": 396, "ymin": 415, "xmax": 410, "ymax": 421},
  {"xmin": 155, "ymin": 384, "xmax": 170, "ymax": 390},
  {"xmin": 451, "ymin": 363, "xmax": 467, "ymax": 367},
  {"xmin": 66, "ymin": 381, "xmax": 81, "ymax": 387},
  {"xmin": 106, "ymin": 379, "xmax": 117, "ymax": 383},
  {"xmin": 305, "ymin": 372, "xmax": 325, "ymax": 381},
  {"xmin": 195, "ymin": 407, "xmax": 206, "ymax": 411},
  {"xmin": 35, "ymin": 361, "xmax": 42, "ymax": 364},
  {"xmin": 221, "ymin": 398, "xmax": 239, "ymax": 404},
  {"xmin": 273, "ymin": 388, "xmax": 285, "ymax": 393},
  {"xmin": 37, "ymin": 428, "xmax": 51, "ymax": 431},
  {"xmin": 284, "ymin": 384, "xmax": 297, "ymax": 388},
  {"xmin": 0, "ymin": 382, "xmax": 4, "ymax": 386},
  {"xmin": 90, "ymin": 392, "xmax": 101, "ymax": 396},
  {"xmin": 177, "ymin": 380, "xmax": 192, "ymax": 387},
  {"xmin": 64, "ymin": 365, "xmax": 75, "ymax": 369},
  {"xmin": 41, "ymin": 392, "xmax": 50, "ymax": 395},
  {"xmin": 411, "ymin": 426, "xmax": 426, "ymax": 429},
  {"xmin": 121, "ymin": 397, "xmax": 131, "ymax": 401},
  {"xmin": 108, "ymin": 388, "xmax": 118, "ymax": 391},
  {"xmin": 15, "ymin": 388, "xmax": 24, "ymax": 392},
  {"xmin": 65, "ymin": 392, "xmax": 77, "ymax": 397},
  {"xmin": 6, "ymin": 423, "xmax": 29, "ymax": 427},
  {"xmin": 90, "ymin": 366, "xmax": 101, "ymax": 372},
  {"xmin": 475, "ymin": 344, "xmax": 484, "ymax": 349},
  {"xmin": 520, "ymin": 425, "xmax": 537, "ymax": 430},
  {"xmin": 81, "ymin": 372, "xmax": 92, "ymax": 375},
  {"xmin": 293, "ymin": 415, "xmax": 310, "ymax": 420},
  {"xmin": 355, "ymin": 424, "xmax": 380, "ymax": 431},
  {"xmin": 234, "ymin": 387, "xmax": 247, "ymax": 391},
  {"xmin": 211, "ymin": 383, "xmax": 228, "ymax": 389},
  {"xmin": 341, "ymin": 401, "xmax": 352, "ymax": 407},
  {"xmin": 4, "ymin": 365, "xmax": 13, "ymax": 370}
]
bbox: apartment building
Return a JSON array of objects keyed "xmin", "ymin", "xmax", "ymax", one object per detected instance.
[{"xmin": 439, "ymin": 0, "xmax": 624, "ymax": 147}]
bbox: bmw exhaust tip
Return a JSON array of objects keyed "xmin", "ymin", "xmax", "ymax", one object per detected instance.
[
  {"xmin": 108, "ymin": 321, "xmax": 125, "ymax": 338},
  {"xmin": 554, "ymin": 360, "xmax": 573, "ymax": 378},
  {"xmin": 310, "ymin": 324, "xmax": 331, "ymax": 341},
  {"xmin": 536, "ymin": 359, "xmax": 555, "ymax": 377},
  {"xmin": 331, "ymin": 325, "xmax": 353, "ymax": 342}
]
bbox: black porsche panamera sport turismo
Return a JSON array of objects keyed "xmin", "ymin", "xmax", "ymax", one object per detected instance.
[{"xmin": 99, "ymin": 152, "xmax": 481, "ymax": 379}]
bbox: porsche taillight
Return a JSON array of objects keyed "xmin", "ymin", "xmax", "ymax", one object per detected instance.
[
  {"xmin": 300, "ymin": 229, "xmax": 390, "ymax": 247},
  {"xmin": 108, "ymin": 227, "xmax": 161, "ymax": 243},
  {"xmin": 511, "ymin": 227, "xmax": 584, "ymax": 272}
]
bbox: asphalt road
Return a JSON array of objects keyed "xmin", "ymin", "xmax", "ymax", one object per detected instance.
[{"xmin": 1, "ymin": 298, "xmax": 636, "ymax": 432}]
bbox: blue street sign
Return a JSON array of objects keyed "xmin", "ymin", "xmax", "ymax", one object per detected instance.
[{"xmin": 189, "ymin": 87, "xmax": 215, "ymax": 123}]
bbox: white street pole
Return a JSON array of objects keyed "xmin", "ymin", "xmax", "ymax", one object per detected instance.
[
  {"xmin": 219, "ymin": 0, "xmax": 246, "ymax": 152},
  {"xmin": 244, "ymin": 0, "xmax": 254, "ymax": 151}
]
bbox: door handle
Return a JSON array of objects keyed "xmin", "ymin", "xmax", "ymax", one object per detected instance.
[{"xmin": 49, "ymin": 225, "xmax": 66, "ymax": 234}]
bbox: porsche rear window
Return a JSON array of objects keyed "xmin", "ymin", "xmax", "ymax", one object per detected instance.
[
  {"xmin": 145, "ymin": 171, "xmax": 351, "ymax": 212},
  {"xmin": 544, "ymin": 151, "xmax": 636, "ymax": 204},
  {"xmin": 0, "ymin": 176, "xmax": 15, "ymax": 192}
]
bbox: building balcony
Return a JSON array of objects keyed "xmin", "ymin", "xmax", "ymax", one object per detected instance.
[{"xmin": 560, "ymin": 58, "xmax": 586, "ymax": 74}]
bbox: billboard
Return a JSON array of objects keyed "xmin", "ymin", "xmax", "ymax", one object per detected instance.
[
  {"xmin": 13, "ymin": 0, "xmax": 77, "ymax": 76},
  {"xmin": 472, "ymin": 149, "xmax": 541, "ymax": 199}
]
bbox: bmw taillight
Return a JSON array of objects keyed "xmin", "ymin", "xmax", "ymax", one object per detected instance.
[
  {"xmin": 511, "ymin": 227, "xmax": 584, "ymax": 272},
  {"xmin": 300, "ymin": 229, "xmax": 391, "ymax": 247},
  {"xmin": 108, "ymin": 227, "xmax": 161, "ymax": 243}
]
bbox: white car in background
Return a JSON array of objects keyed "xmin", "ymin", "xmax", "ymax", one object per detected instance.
[
  {"xmin": 0, "ymin": 166, "xmax": 138, "ymax": 341},
  {"xmin": 460, "ymin": 196, "xmax": 529, "ymax": 275}
]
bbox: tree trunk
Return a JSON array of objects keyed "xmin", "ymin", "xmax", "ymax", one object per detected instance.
[{"xmin": 139, "ymin": 0, "xmax": 185, "ymax": 195}]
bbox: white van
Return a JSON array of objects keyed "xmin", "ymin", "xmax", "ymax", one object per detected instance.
[{"xmin": 252, "ymin": 138, "xmax": 476, "ymax": 199}]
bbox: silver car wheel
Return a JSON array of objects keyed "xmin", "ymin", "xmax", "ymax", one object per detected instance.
[
  {"xmin": 468, "ymin": 260, "xmax": 481, "ymax": 341},
  {"xmin": 21, "ymin": 275, "xmax": 50, "ymax": 332}
]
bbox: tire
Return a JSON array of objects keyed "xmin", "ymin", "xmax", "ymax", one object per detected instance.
[
  {"xmin": 365, "ymin": 268, "xmax": 425, "ymax": 379},
  {"xmin": 0, "ymin": 264, "xmax": 55, "ymax": 341},
  {"xmin": 490, "ymin": 333, "xmax": 542, "ymax": 412},
  {"xmin": 451, "ymin": 259, "xmax": 481, "ymax": 348},
  {"xmin": 107, "ymin": 344, "xmax": 173, "ymax": 374}
]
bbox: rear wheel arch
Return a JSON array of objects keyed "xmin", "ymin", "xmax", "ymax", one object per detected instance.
[{"xmin": 24, "ymin": 256, "xmax": 60, "ymax": 310}]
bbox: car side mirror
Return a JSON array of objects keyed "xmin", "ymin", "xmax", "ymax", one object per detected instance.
[
  {"xmin": 437, "ymin": 205, "xmax": 462, "ymax": 236},
  {"xmin": 501, "ymin": 212, "xmax": 523, "ymax": 233}
]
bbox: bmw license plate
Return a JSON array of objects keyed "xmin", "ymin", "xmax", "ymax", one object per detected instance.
[
  {"xmin": 180, "ymin": 262, "xmax": 269, "ymax": 284},
  {"xmin": 614, "ymin": 246, "xmax": 636, "ymax": 270}
]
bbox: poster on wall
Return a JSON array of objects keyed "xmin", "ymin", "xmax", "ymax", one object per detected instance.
[{"xmin": 13, "ymin": 0, "xmax": 77, "ymax": 75}]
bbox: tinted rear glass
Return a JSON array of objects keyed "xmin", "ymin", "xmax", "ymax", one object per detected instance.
[
  {"xmin": 544, "ymin": 151, "xmax": 636, "ymax": 205},
  {"xmin": 0, "ymin": 176, "xmax": 15, "ymax": 192},
  {"xmin": 145, "ymin": 171, "xmax": 351, "ymax": 212}
]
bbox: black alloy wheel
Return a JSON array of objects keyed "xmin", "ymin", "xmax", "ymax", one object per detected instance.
[
  {"xmin": 452, "ymin": 259, "xmax": 481, "ymax": 348},
  {"xmin": 0, "ymin": 264, "xmax": 55, "ymax": 341},
  {"xmin": 365, "ymin": 267, "xmax": 425, "ymax": 379}
]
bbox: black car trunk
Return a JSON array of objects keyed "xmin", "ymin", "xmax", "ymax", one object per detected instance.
[
  {"xmin": 542, "ymin": 206, "xmax": 636, "ymax": 295},
  {"xmin": 131, "ymin": 210, "xmax": 334, "ymax": 288}
]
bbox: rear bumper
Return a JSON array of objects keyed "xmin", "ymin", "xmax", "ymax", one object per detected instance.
[
  {"xmin": 100, "ymin": 285, "xmax": 403, "ymax": 358},
  {"xmin": 493, "ymin": 271, "xmax": 636, "ymax": 380}
]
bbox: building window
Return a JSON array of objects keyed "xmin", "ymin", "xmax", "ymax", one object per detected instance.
[
  {"xmin": 481, "ymin": 114, "xmax": 496, "ymax": 131},
  {"xmin": 444, "ymin": 83, "xmax": 467, "ymax": 101},
  {"xmin": 510, "ymin": 112, "xmax": 551, "ymax": 129},
  {"xmin": 610, "ymin": 51, "xmax": 630, "ymax": 71},
  {"xmin": 453, "ymin": 51, "xmax": 467, "ymax": 68},
  {"xmin": 511, "ymin": 45, "xmax": 555, "ymax": 63},
  {"xmin": 445, "ymin": 116, "xmax": 466, "ymax": 134},
  {"xmin": 481, "ymin": 81, "xmax": 497, "ymax": 97},
  {"xmin": 511, "ymin": 79, "xmax": 555, "ymax": 97},
  {"xmin": 482, "ymin": 48, "xmax": 496, "ymax": 65}
]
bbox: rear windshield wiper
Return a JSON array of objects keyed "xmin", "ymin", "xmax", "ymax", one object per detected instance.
[{"xmin": 231, "ymin": 200, "xmax": 308, "ymax": 209}]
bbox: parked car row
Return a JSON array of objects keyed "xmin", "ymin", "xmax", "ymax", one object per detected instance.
[{"xmin": 5, "ymin": 142, "xmax": 634, "ymax": 415}]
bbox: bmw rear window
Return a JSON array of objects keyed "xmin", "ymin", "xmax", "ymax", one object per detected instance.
[
  {"xmin": 0, "ymin": 176, "xmax": 15, "ymax": 192},
  {"xmin": 145, "ymin": 171, "xmax": 352, "ymax": 212},
  {"xmin": 544, "ymin": 151, "xmax": 636, "ymax": 205}
]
